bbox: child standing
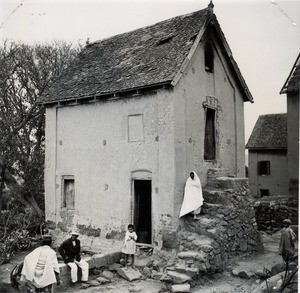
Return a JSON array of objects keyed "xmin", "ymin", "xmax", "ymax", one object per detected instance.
[{"xmin": 122, "ymin": 224, "xmax": 137, "ymax": 269}]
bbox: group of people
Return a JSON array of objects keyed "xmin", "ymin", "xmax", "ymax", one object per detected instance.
[
  {"xmin": 18, "ymin": 224, "xmax": 139, "ymax": 292},
  {"xmin": 19, "ymin": 231, "xmax": 89, "ymax": 292}
]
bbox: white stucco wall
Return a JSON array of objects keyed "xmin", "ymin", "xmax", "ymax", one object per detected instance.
[
  {"xmin": 172, "ymin": 34, "xmax": 247, "ymax": 220},
  {"xmin": 248, "ymin": 150, "xmax": 288, "ymax": 197},
  {"xmin": 45, "ymin": 91, "xmax": 175, "ymax": 248}
]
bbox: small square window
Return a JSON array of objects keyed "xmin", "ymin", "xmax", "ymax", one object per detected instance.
[
  {"xmin": 257, "ymin": 161, "xmax": 270, "ymax": 175},
  {"xmin": 128, "ymin": 114, "xmax": 144, "ymax": 142},
  {"xmin": 260, "ymin": 189, "xmax": 270, "ymax": 197}
]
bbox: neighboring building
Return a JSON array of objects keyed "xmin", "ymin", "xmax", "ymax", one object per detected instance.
[
  {"xmin": 41, "ymin": 4, "xmax": 253, "ymax": 248},
  {"xmin": 246, "ymin": 114, "xmax": 288, "ymax": 197},
  {"xmin": 280, "ymin": 53, "xmax": 300, "ymax": 196}
]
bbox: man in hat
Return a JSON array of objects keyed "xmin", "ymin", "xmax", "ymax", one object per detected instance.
[
  {"xmin": 58, "ymin": 231, "xmax": 89, "ymax": 285},
  {"xmin": 279, "ymin": 219, "xmax": 297, "ymax": 262},
  {"xmin": 20, "ymin": 235, "xmax": 60, "ymax": 292}
]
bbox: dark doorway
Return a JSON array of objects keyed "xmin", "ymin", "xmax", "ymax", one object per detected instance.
[{"xmin": 133, "ymin": 180, "xmax": 152, "ymax": 244}]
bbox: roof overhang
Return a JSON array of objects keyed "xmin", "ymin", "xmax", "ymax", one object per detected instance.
[
  {"xmin": 280, "ymin": 53, "xmax": 300, "ymax": 94},
  {"xmin": 40, "ymin": 82, "xmax": 172, "ymax": 107}
]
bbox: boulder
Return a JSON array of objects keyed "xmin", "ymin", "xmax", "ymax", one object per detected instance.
[
  {"xmin": 160, "ymin": 274, "xmax": 173, "ymax": 283},
  {"xmin": 142, "ymin": 267, "xmax": 152, "ymax": 278},
  {"xmin": 96, "ymin": 276, "xmax": 110, "ymax": 284},
  {"xmin": 166, "ymin": 271, "xmax": 191, "ymax": 284},
  {"xmin": 89, "ymin": 280, "xmax": 101, "ymax": 287},
  {"xmin": 117, "ymin": 267, "xmax": 142, "ymax": 281},
  {"xmin": 177, "ymin": 251, "xmax": 199, "ymax": 260},
  {"xmin": 101, "ymin": 270, "xmax": 114, "ymax": 280},
  {"xmin": 108, "ymin": 263, "xmax": 122, "ymax": 271},
  {"xmin": 171, "ymin": 284, "xmax": 191, "ymax": 292},
  {"xmin": 152, "ymin": 272, "xmax": 164, "ymax": 280}
]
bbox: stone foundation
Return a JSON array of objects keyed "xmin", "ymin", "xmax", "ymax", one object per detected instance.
[{"xmin": 163, "ymin": 169, "xmax": 262, "ymax": 280}]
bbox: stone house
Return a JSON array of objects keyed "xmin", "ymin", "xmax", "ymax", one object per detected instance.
[
  {"xmin": 280, "ymin": 53, "xmax": 299, "ymax": 196},
  {"xmin": 41, "ymin": 4, "xmax": 253, "ymax": 249},
  {"xmin": 246, "ymin": 114, "xmax": 288, "ymax": 197}
]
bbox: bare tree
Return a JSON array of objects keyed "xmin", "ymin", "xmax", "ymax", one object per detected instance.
[{"xmin": 0, "ymin": 40, "xmax": 81, "ymax": 216}]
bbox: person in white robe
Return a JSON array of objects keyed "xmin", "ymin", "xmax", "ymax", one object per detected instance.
[
  {"xmin": 179, "ymin": 171, "xmax": 204, "ymax": 219},
  {"xmin": 20, "ymin": 235, "xmax": 60, "ymax": 292}
]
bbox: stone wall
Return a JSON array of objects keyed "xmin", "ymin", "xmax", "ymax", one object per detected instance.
[
  {"xmin": 163, "ymin": 171, "xmax": 262, "ymax": 278},
  {"xmin": 253, "ymin": 195, "xmax": 298, "ymax": 232}
]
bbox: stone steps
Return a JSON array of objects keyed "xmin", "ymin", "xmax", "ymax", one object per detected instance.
[
  {"xmin": 207, "ymin": 177, "xmax": 248, "ymax": 191},
  {"xmin": 170, "ymin": 168, "xmax": 262, "ymax": 283},
  {"xmin": 202, "ymin": 189, "xmax": 228, "ymax": 204}
]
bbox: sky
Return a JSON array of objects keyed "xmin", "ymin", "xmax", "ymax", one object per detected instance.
[{"xmin": 0, "ymin": 0, "xmax": 300, "ymax": 142}]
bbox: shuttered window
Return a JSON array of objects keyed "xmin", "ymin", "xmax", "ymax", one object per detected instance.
[
  {"xmin": 204, "ymin": 108, "xmax": 216, "ymax": 160},
  {"xmin": 257, "ymin": 161, "xmax": 270, "ymax": 175}
]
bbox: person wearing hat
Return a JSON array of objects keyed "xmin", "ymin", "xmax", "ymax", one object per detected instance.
[
  {"xmin": 20, "ymin": 235, "xmax": 60, "ymax": 292},
  {"xmin": 58, "ymin": 231, "xmax": 89, "ymax": 285},
  {"xmin": 279, "ymin": 219, "xmax": 297, "ymax": 262}
]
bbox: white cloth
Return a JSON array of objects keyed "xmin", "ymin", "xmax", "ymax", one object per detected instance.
[
  {"xmin": 67, "ymin": 259, "xmax": 89, "ymax": 282},
  {"xmin": 122, "ymin": 231, "xmax": 137, "ymax": 255},
  {"xmin": 179, "ymin": 172, "xmax": 204, "ymax": 218},
  {"xmin": 21, "ymin": 246, "xmax": 59, "ymax": 288}
]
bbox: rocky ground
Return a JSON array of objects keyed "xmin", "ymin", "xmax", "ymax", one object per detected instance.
[
  {"xmin": 60, "ymin": 231, "xmax": 298, "ymax": 292},
  {"xmin": 0, "ymin": 230, "xmax": 297, "ymax": 293}
]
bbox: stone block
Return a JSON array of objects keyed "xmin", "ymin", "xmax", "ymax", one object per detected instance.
[
  {"xmin": 96, "ymin": 276, "xmax": 110, "ymax": 284},
  {"xmin": 171, "ymin": 284, "xmax": 191, "ymax": 292},
  {"xmin": 101, "ymin": 270, "xmax": 114, "ymax": 280},
  {"xmin": 177, "ymin": 251, "xmax": 199, "ymax": 259},
  {"xmin": 152, "ymin": 272, "xmax": 164, "ymax": 280},
  {"xmin": 117, "ymin": 267, "xmax": 142, "ymax": 281},
  {"xmin": 166, "ymin": 271, "xmax": 191, "ymax": 284},
  {"xmin": 163, "ymin": 230, "xmax": 179, "ymax": 249},
  {"xmin": 90, "ymin": 253, "xmax": 108, "ymax": 268},
  {"xmin": 89, "ymin": 280, "xmax": 101, "ymax": 286},
  {"xmin": 142, "ymin": 267, "xmax": 152, "ymax": 278},
  {"xmin": 160, "ymin": 274, "xmax": 173, "ymax": 282},
  {"xmin": 108, "ymin": 263, "xmax": 122, "ymax": 271}
]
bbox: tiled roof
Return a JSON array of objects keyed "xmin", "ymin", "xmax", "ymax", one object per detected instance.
[
  {"xmin": 280, "ymin": 53, "xmax": 300, "ymax": 94},
  {"xmin": 246, "ymin": 114, "xmax": 287, "ymax": 149},
  {"xmin": 40, "ymin": 7, "xmax": 252, "ymax": 104}
]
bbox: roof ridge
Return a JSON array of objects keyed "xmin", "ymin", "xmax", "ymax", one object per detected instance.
[{"xmin": 89, "ymin": 8, "xmax": 211, "ymax": 46}]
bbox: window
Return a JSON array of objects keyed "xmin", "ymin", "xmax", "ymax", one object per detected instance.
[
  {"xmin": 205, "ymin": 43, "xmax": 214, "ymax": 73},
  {"xmin": 62, "ymin": 176, "xmax": 75, "ymax": 210},
  {"xmin": 260, "ymin": 189, "xmax": 270, "ymax": 197},
  {"xmin": 204, "ymin": 108, "xmax": 216, "ymax": 160},
  {"xmin": 257, "ymin": 161, "xmax": 270, "ymax": 175},
  {"xmin": 128, "ymin": 114, "xmax": 144, "ymax": 142}
]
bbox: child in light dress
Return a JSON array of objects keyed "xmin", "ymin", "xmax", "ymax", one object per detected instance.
[{"xmin": 122, "ymin": 224, "xmax": 137, "ymax": 269}]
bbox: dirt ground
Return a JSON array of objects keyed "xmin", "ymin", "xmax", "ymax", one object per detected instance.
[{"xmin": 0, "ymin": 231, "xmax": 297, "ymax": 293}]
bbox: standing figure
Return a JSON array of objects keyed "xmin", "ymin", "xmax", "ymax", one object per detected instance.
[
  {"xmin": 58, "ymin": 231, "xmax": 89, "ymax": 285},
  {"xmin": 179, "ymin": 171, "xmax": 204, "ymax": 220},
  {"xmin": 20, "ymin": 235, "xmax": 60, "ymax": 292},
  {"xmin": 279, "ymin": 219, "xmax": 297, "ymax": 262},
  {"xmin": 122, "ymin": 224, "xmax": 137, "ymax": 269}
]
